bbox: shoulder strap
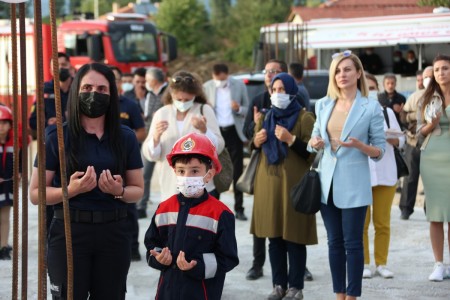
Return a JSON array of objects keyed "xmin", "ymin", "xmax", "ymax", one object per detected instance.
[
  {"xmin": 382, "ymin": 107, "xmax": 390, "ymax": 129},
  {"xmin": 200, "ymin": 104, "xmax": 204, "ymax": 116},
  {"xmin": 311, "ymin": 148, "xmax": 324, "ymax": 170}
]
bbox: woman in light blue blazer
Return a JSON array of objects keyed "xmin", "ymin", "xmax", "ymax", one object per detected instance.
[{"xmin": 308, "ymin": 51, "xmax": 385, "ymax": 300}]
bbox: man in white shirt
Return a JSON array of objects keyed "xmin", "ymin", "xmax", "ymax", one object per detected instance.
[{"xmin": 203, "ymin": 64, "xmax": 249, "ymax": 220}]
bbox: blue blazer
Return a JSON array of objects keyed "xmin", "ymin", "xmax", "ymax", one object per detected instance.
[{"xmin": 308, "ymin": 91, "xmax": 385, "ymax": 209}]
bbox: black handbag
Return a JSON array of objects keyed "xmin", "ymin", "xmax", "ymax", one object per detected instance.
[
  {"xmin": 291, "ymin": 149, "xmax": 323, "ymax": 215},
  {"xmin": 236, "ymin": 149, "xmax": 260, "ymax": 195},
  {"xmin": 382, "ymin": 107, "xmax": 409, "ymax": 178},
  {"xmin": 394, "ymin": 147, "xmax": 409, "ymax": 178}
]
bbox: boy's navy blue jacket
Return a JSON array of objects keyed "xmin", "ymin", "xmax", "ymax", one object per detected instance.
[{"xmin": 144, "ymin": 191, "xmax": 239, "ymax": 300}]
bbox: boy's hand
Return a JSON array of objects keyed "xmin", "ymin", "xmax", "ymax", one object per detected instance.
[
  {"xmin": 150, "ymin": 247, "xmax": 172, "ymax": 266},
  {"xmin": 176, "ymin": 251, "xmax": 197, "ymax": 271}
]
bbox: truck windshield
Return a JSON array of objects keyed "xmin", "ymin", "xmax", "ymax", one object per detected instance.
[{"xmin": 110, "ymin": 30, "xmax": 158, "ymax": 63}]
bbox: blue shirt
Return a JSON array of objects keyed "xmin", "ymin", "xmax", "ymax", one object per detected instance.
[
  {"xmin": 35, "ymin": 124, "xmax": 143, "ymax": 211},
  {"xmin": 29, "ymin": 80, "xmax": 69, "ymax": 130},
  {"xmin": 119, "ymin": 95, "xmax": 145, "ymax": 130},
  {"xmin": 297, "ymin": 83, "xmax": 311, "ymax": 112}
]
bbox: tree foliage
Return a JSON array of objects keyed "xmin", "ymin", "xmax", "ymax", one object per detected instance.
[
  {"xmin": 77, "ymin": 0, "xmax": 130, "ymax": 16},
  {"xmin": 418, "ymin": 0, "xmax": 450, "ymax": 7},
  {"xmin": 223, "ymin": 0, "xmax": 292, "ymax": 66},
  {"xmin": 210, "ymin": 0, "xmax": 231, "ymax": 39},
  {"xmin": 155, "ymin": 0, "xmax": 212, "ymax": 55}
]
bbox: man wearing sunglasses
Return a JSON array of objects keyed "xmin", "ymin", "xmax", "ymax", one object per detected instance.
[{"xmin": 204, "ymin": 63, "xmax": 249, "ymax": 221}]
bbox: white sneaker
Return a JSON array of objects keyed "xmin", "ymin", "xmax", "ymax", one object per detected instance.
[
  {"xmin": 363, "ymin": 265, "xmax": 372, "ymax": 279},
  {"xmin": 429, "ymin": 262, "xmax": 445, "ymax": 282},
  {"xmin": 376, "ymin": 265, "xmax": 394, "ymax": 278},
  {"xmin": 445, "ymin": 265, "xmax": 450, "ymax": 279}
]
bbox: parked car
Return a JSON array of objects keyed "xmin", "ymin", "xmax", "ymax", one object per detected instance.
[{"xmin": 231, "ymin": 70, "xmax": 329, "ymax": 112}]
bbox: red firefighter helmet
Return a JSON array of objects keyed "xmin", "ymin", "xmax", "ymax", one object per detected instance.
[
  {"xmin": 166, "ymin": 132, "xmax": 222, "ymax": 173},
  {"xmin": 0, "ymin": 106, "xmax": 13, "ymax": 122}
]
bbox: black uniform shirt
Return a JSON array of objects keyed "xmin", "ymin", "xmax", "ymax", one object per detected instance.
[{"xmin": 35, "ymin": 124, "xmax": 143, "ymax": 211}]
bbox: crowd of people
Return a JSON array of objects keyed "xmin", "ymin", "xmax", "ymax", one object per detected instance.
[{"xmin": 0, "ymin": 48, "xmax": 448, "ymax": 300}]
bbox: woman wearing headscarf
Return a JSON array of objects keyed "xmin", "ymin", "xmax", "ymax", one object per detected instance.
[{"xmin": 251, "ymin": 73, "xmax": 317, "ymax": 300}]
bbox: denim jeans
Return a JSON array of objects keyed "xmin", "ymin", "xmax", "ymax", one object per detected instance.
[
  {"xmin": 268, "ymin": 237, "xmax": 306, "ymax": 290},
  {"xmin": 320, "ymin": 198, "xmax": 367, "ymax": 297}
]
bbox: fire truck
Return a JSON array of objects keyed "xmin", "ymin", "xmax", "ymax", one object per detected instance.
[
  {"xmin": 0, "ymin": 13, "xmax": 177, "ymax": 112},
  {"xmin": 57, "ymin": 13, "xmax": 177, "ymax": 73}
]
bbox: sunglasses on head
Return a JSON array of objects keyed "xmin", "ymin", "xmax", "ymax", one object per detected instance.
[
  {"xmin": 332, "ymin": 50, "xmax": 352, "ymax": 60},
  {"xmin": 172, "ymin": 76, "xmax": 195, "ymax": 84}
]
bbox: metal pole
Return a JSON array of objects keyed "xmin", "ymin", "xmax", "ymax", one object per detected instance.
[
  {"xmin": 49, "ymin": 0, "xmax": 73, "ymax": 298},
  {"xmin": 19, "ymin": 3, "xmax": 29, "ymax": 299},
  {"xmin": 33, "ymin": 0, "xmax": 48, "ymax": 297},
  {"xmin": 10, "ymin": 4, "xmax": 19, "ymax": 299}
]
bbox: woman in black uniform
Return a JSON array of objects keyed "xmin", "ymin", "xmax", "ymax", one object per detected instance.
[{"xmin": 29, "ymin": 63, "xmax": 144, "ymax": 299}]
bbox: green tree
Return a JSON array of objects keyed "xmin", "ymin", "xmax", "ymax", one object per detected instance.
[
  {"xmin": 79, "ymin": 0, "xmax": 130, "ymax": 16},
  {"xmin": 418, "ymin": 0, "xmax": 450, "ymax": 7},
  {"xmin": 226, "ymin": 0, "xmax": 291, "ymax": 66},
  {"xmin": 210, "ymin": 0, "xmax": 231, "ymax": 39},
  {"xmin": 155, "ymin": 0, "xmax": 212, "ymax": 55}
]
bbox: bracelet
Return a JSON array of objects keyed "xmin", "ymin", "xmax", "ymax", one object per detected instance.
[{"xmin": 114, "ymin": 186, "xmax": 125, "ymax": 199}]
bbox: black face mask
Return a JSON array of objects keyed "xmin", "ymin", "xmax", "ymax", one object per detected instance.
[
  {"xmin": 59, "ymin": 68, "xmax": 71, "ymax": 82},
  {"xmin": 79, "ymin": 92, "xmax": 110, "ymax": 118}
]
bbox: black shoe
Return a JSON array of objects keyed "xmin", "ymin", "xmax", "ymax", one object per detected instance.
[
  {"xmin": 246, "ymin": 266, "xmax": 263, "ymax": 280},
  {"xmin": 400, "ymin": 212, "xmax": 411, "ymax": 220},
  {"xmin": 235, "ymin": 211, "xmax": 248, "ymax": 221},
  {"xmin": 0, "ymin": 247, "xmax": 11, "ymax": 260},
  {"xmin": 304, "ymin": 267, "xmax": 313, "ymax": 281},
  {"xmin": 131, "ymin": 249, "xmax": 141, "ymax": 261},
  {"xmin": 137, "ymin": 209, "xmax": 147, "ymax": 219}
]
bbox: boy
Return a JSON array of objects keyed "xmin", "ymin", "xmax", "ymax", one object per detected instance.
[
  {"xmin": 144, "ymin": 133, "xmax": 239, "ymax": 300},
  {"xmin": 0, "ymin": 106, "xmax": 20, "ymax": 260}
]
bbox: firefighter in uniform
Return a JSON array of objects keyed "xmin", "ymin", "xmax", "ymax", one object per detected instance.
[
  {"xmin": 29, "ymin": 63, "xmax": 144, "ymax": 300},
  {"xmin": 145, "ymin": 132, "xmax": 239, "ymax": 300}
]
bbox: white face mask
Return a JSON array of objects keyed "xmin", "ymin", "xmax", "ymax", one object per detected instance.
[
  {"xmin": 368, "ymin": 90, "xmax": 379, "ymax": 101},
  {"xmin": 176, "ymin": 174, "xmax": 207, "ymax": 198},
  {"xmin": 173, "ymin": 98, "xmax": 195, "ymax": 112},
  {"xmin": 121, "ymin": 82, "xmax": 134, "ymax": 93},
  {"xmin": 214, "ymin": 79, "xmax": 227, "ymax": 88},
  {"xmin": 270, "ymin": 93, "xmax": 292, "ymax": 109},
  {"xmin": 423, "ymin": 77, "xmax": 432, "ymax": 89}
]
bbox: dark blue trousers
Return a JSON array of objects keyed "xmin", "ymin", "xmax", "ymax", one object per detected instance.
[
  {"xmin": 320, "ymin": 197, "xmax": 367, "ymax": 297},
  {"xmin": 268, "ymin": 237, "xmax": 306, "ymax": 290}
]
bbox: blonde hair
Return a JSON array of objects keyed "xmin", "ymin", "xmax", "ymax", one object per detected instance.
[{"xmin": 327, "ymin": 54, "xmax": 368, "ymax": 100}]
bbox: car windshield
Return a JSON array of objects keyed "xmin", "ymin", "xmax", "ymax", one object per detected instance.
[{"xmin": 110, "ymin": 31, "xmax": 158, "ymax": 63}]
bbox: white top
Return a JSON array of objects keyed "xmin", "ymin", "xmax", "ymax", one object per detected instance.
[
  {"xmin": 142, "ymin": 103, "xmax": 225, "ymax": 201},
  {"xmin": 214, "ymin": 86, "xmax": 235, "ymax": 127},
  {"xmin": 369, "ymin": 107, "xmax": 405, "ymax": 187}
]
